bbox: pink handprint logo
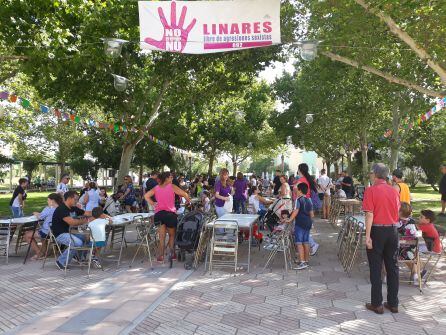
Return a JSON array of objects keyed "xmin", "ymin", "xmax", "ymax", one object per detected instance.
[{"xmin": 144, "ymin": 1, "xmax": 197, "ymax": 53}]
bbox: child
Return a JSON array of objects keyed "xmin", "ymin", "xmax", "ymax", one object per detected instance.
[
  {"xmin": 286, "ymin": 183, "xmax": 314, "ymax": 270},
  {"xmin": 335, "ymin": 184, "xmax": 347, "ymax": 199},
  {"xmin": 88, "ymin": 207, "xmax": 111, "ymax": 268},
  {"xmin": 201, "ymin": 190, "xmax": 211, "ymax": 213},
  {"xmin": 397, "ymin": 202, "xmax": 420, "ymax": 282},
  {"xmin": 24, "ymin": 193, "xmax": 63, "ymax": 259},
  {"xmin": 418, "ymin": 210, "xmax": 442, "ymax": 254}
]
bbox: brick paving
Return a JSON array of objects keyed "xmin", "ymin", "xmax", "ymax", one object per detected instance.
[
  {"xmin": 0, "ymin": 217, "xmax": 445, "ymax": 334},
  {"xmin": 129, "ymin": 218, "xmax": 446, "ymax": 335}
]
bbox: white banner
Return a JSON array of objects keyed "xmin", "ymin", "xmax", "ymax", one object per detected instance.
[{"xmin": 138, "ymin": 0, "xmax": 281, "ymax": 54}]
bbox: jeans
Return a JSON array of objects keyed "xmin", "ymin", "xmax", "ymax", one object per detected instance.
[
  {"xmin": 56, "ymin": 233, "xmax": 86, "ymax": 266},
  {"xmin": 366, "ymin": 225, "xmax": 399, "ymax": 307},
  {"xmin": 234, "ymin": 198, "xmax": 246, "ymax": 214},
  {"xmin": 215, "ymin": 206, "xmax": 227, "ymax": 218},
  {"xmin": 10, "ymin": 206, "xmax": 23, "ymax": 218}
]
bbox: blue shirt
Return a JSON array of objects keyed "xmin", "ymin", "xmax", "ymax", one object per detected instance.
[
  {"xmin": 294, "ymin": 196, "xmax": 313, "ymax": 230},
  {"xmin": 39, "ymin": 206, "xmax": 56, "ymax": 234}
]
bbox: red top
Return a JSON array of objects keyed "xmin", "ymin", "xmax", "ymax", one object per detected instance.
[
  {"xmin": 418, "ymin": 223, "xmax": 442, "ymax": 253},
  {"xmin": 297, "ymin": 176, "xmax": 311, "ymax": 198},
  {"xmin": 362, "ymin": 179, "xmax": 400, "ymax": 225}
]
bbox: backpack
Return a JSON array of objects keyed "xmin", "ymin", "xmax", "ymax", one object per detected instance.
[{"xmin": 310, "ymin": 190, "xmax": 322, "ymax": 210}]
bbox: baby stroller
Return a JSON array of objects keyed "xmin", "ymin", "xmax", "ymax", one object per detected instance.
[
  {"xmin": 262, "ymin": 198, "xmax": 292, "ymax": 233},
  {"xmin": 175, "ymin": 210, "xmax": 205, "ymax": 269}
]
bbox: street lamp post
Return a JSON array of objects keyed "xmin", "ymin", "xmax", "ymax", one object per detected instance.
[
  {"xmin": 281, "ymin": 154, "xmax": 285, "ymax": 173},
  {"xmin": 188, "ymin": 152, "xmax": 192, "ymax": 180}
]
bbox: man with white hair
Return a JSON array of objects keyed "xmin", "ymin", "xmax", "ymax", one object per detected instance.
[{"xmin": 362, "ymin": 163, "xmax": 401, "ymax": 314}]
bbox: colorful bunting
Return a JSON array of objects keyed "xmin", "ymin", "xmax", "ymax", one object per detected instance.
[
  {"xmin": 0, "ymin": 90, "xmax": 200, "ymax": 157},
  {"xmin": 384, "ymin": 97, "xmax": 446, "ymax": 138}
]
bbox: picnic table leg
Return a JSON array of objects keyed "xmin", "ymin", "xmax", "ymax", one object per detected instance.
[
  {"xmin": 23, "ymin": 222, "xmax": 38, "ymax": 264},
  {"xmin": 117, "ymin": 224, "xmax": 127, "ymax": 267},
  {"xmin": 247, "ymin": 223, "xmax": 252, "ymax": 273}
]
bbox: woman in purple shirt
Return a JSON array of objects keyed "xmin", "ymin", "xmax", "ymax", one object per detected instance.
[
  {"xmin": 233, "ymin": 172, "xmax": 248, "ymax": 214},
  {"xmin": 214, "ymin": 168, "xmax": 232, "ymax": 217}
]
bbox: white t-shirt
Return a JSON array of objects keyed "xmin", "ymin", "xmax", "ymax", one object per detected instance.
[
  {"xmin": 56, "ymin": 183, "xmax": 69, "ymax": 195},
  {"xmin": 88, "ymin": 218, "xmax": 109, "ymax": 245},
  {"xmin": 249, "ymin": 194, "xmax": 260, "ymax": 213},
  {"xmin": 317, "ymin": 175, "xmax": 332, "ymax": 195},
  {"xmin": 251, "ymin": 178, "xmax": 257, "ymax": 187},
  {"xmin": 336, "ymin": 189, "xmax": 347, "ymax": 199}
]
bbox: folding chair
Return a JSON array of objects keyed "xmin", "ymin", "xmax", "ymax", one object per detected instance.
[
  {"xmin": 263, "ymin": 223, "xmax": 293, "ymax": 272},
  {"xmin": 337, "ymin": 216, "xmax": 356, "ymax": 256},
  {"xmin": 193, "ymin": 214, "xmax": 214, "ymax": 269},
  {"xmin": 42, "ymin": 229, "xmax": 63, "ymax": 269},
  {"xmin": 420, "ymin": 226, "xmax": 445, "ymax": 284},
  {"xmin": 344, "ymin": 221, "xmax": 364, "ymax": 275},
  {"xmin": 15, "ymin": 221, "xmax": 38, "ymax": 255},
  {"xmin": 329, "ymin": 197, "xmax": 342, "ymax": 227},
  {"xmin": 130, "ymin": 217, "xmax": 157, "ymax": 269},
  {"xmin": 0, "ymin": 220, "xmax": 14, "ymax": 264},
  {"xmin": 62, "ymin": 227, "xmax": 96, "ymax": 277},
  {"xmin": 398, "ymin": 238, "xmax": 422, "ymax": 292},
  {"xmin": 208, "ymin": 220, "xmax": 239, "ymax": 274}
]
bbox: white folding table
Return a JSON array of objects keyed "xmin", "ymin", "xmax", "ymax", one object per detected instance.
[
  {"xmin": 108, "ymin": 212, "xmax": 154, "ymax": 266},
  {"xmin": 0, "ymin": 216, "xmax": 40, "ymax": 264},
  {"xmin": 206, "ymin": 213, "xmax": 259, "ymax": 272}
]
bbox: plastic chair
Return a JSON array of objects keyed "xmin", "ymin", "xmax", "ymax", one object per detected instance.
[{"xmin": 208, "ymin": 220, "xmax": 239, "ymax": 274}]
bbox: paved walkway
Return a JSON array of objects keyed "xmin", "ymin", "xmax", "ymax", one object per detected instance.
[{"xmin": 2, "ymin": 218, "xmax": 446, "ymax": 334}]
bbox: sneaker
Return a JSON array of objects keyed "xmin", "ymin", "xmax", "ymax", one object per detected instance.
[
  {"xmin": 156, "ymin": 256, "xmax": 164, "ymax": 263},
  {"xmin": 310, "ymin": 243, "xmax": 319, "ymax": 256},
  {"xmin": 294, "ymin": 262, "xmax": 309, "ymax": 270},
  {"xmin": 412, "ymin": 274, "xmax": 418, "ymax": 284},
  {"xmin": 91, "ymin": 257, "xmax": 102, "ymax": 269},
  {"xmin": 55, "ymin": 260, "xmax": 65, "ymax": 270},
  {"xmin": 171, "ymin": 253, "xmax": 177, "ymax": 261}
]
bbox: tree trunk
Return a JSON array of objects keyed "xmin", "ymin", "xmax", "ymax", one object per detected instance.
[
  {"xmin": 389, "ymin": 104, "xmax": 401, "ymax": 171},
  {"xmin": 334, "ymin": 162, "xmax": 339, "ymax": 176},
  {"xmin": 346, "ymin": 152, "xmax": 352, "ymax": 176},
  {"xmin": 116, "ymin": 141, "xmax": 138, "ymax": 191},
  {"xmin": 139, "ymin": 165, "xmax": 144, "ymax": 186},
  {"xmin": 232, "ymin": 161, "xmax": 237, "ymax": 176},
  {"xmin": 326, "ymin": 160, "xmax": 331, "ymax": 176},
  {"xmin": 360, "ymin": 128, "xmax": 369, "ymax": 186},
  {"xmin": 207, "ymin": 150, "xmax": 216, "ymax": 177}
]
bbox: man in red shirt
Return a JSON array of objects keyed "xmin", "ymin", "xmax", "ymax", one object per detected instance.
[{"xmin": 362, "ymin": 163, "xmax": 401, "ymax": 314}]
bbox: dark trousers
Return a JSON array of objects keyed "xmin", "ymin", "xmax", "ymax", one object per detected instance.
[
  {"xmin": 366, "ymin": 225, "xmax": 399, "ymax": 307},
  {"xmin": 234, "ymin": 198, "xmax": 246, "ymax": 214}
]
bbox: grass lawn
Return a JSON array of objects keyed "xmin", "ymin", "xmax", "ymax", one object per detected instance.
[{"xmin": 0, "ymin": 191, "xmax": 52, "ymax": 218}]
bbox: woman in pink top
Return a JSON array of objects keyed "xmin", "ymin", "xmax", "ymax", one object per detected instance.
[{"xmin": 145, "ymin": 171, "xmax": 191, "ymax": 262}]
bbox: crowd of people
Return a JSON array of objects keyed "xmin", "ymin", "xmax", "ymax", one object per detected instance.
[{"xmin": 6, "ymin": 163, "xmax": 444, "ymax": 289}]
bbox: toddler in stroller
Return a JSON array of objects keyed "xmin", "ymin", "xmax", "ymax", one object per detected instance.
[
  {"xmin": 262, "ymin": 198, "xmax": 292, "ymax": 233},
  {"xmin": 263, "ymin": 209, "xmax": 291, "ymax": 250}
]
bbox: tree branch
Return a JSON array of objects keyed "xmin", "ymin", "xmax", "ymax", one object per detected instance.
[
  {"xmin": 145, "ymin": 79, "xmax": 170, "ymax": 128},
  {"xmin": 0, "ymin": 55, "xmax": 28, "ymax": 61},
  {"xmin": 354, "ymin": 0, "xmax": 446, "ymax": 85},
  {"xmin": 321, "ymin": 51, "xmax": 443, "ymax": 98}
]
